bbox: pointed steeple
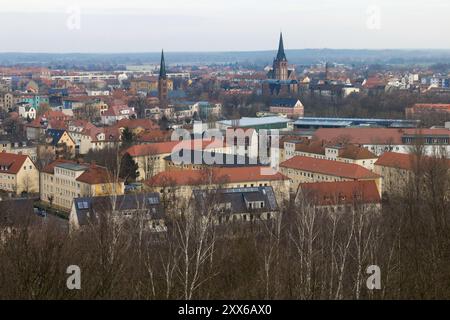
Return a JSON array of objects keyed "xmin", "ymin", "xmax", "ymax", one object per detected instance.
[
  {"xmin": 276, "ymin": 32, "xmax": 287, "ymax": 61},
  {"xmin": 159, "ymin": 49, "xmax": 167, "ymax": 79}
]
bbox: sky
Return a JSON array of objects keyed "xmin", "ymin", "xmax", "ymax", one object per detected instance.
[{"xmin": 0, "ymin": 0, "xmax": 449, "ymax": 53}]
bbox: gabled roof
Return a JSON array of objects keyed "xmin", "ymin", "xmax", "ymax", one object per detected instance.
[
  {"xmin": 75, "ymin": 164, "xmax": 116, "ymax": 184},
  {"xmin": 280, "ymin": 156, "xmax": 380, "ymax": 180},
  {"xmin": 298, "ymin": 180, "xmax": 381, "ymax": 206},
  {"xmin": 193, "ymin": 186, "xmax": 279, "ymax": 215},
  {"xmin": 73, "ymin": 193, "xmax": 165, "ymax": 226},
  {"xmin": 0, "ymin": 152, "xmax": 29, "ymax": 174},
  {"xmin": 145, "ymin": 166, "xmax": 289, "ymax": 187},
  {"xmin": 270, "ymin": 98, "xmax": 301, "ymax": 108},
  {"xmin": 45, "ymin": 128, "xmax": 68, "ymax": 146}
]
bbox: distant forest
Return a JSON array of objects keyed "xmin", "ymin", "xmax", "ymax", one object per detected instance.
[{"xmin": 2, "ymin": 49, "xmax": 450, "ymax": 69}]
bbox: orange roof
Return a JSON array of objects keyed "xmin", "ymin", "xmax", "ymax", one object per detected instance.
[
  {"xmin": 374, "ymin": 152, "xmax": 450, "ymax": 171},
  {"xmin": 298, "ymin": 180, "xmax": 381, "ymax": 206},
  {"xmin": 280, "ymin": 156, "xmax": 380, "ymax": 180},
  {"xmin": 76, "ymin": 164, "xmax": 117, "ymax": 184},
  {"xmin": 126, "ymin": 139, "xmax": 226, "ymax": 157},
  {"xmin": 145, "ymin": 166, "xmax": 288, "ymax": 187},
  {"xmin": 42, "ymin": 159, "xmax": 119, "ymax": 184},
  {"xmin": 336, "ymin": 144, "xmax": 377, "ymax": 160},
  {"xmin": 0, "ymin": 152, "xmax": 29, "ymax": 174}
]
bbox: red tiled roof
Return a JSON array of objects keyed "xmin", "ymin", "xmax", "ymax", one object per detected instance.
[
  {"xmin": 298, "ymin": 180, "xmax": 381, "ymax": 206},
  {"xmin": 336, "ymin": 144, "xmax": 377, "ymax": 160},
  {"xmin": 76, "ymin": 164, "xmax": 116, "ymax": 184},
  {"xmin": 280, "ymin": 156, "xmax": 380, "ymax": 180},
  {"xmin": 374, "ymin": 152, "xmax": 450, "ymax": 171},
  {"xmin": 0, "ymin": 152, "xmax": 29, "ymax": 174},
  {"xmin": 42, "ymin": 159, "xmax": 119, "ymax": 184},
  {"xmin": 145, "ymin": 166, "xmax": 289, "ymax": 187}
]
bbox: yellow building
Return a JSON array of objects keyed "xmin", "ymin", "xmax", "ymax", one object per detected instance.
[
  {"xmin": 280, "ymin": 155, "xmax": 382, "ymax": 195},
  {"xmin": 0, "ymin": 152, "xmax": 39, "ymax": 194},
  {"xmin": 284, "ymin": 140, "xmax": 378, "ymax": 171},
  {"xmin": 40, "ymin": 159, "xmax": 124, "ymax": 212},
  {"xmin": 144, "ymin": 166, "xmax": 291, "ymax": 206}
]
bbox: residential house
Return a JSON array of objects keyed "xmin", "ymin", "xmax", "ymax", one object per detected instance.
[
  {"xmin": 101, "ymin": 105, "xmax": 136, "ymax": 125},
  {"xmin": 0, "ymin": 152, "xmax": 39, "ymax": 195}
]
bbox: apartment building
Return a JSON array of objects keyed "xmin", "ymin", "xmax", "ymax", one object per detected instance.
[
  {"xmin": 144, "ymin": 166, "xmax": 290, "ymax": 205},
  {"xmin": 40, "ymin": 159, "xmax": 125, "ymax": 212},
  {"xmin": 296, "ymin": 180, "xmax": 381, "ymax": 214},
  {"xmin": 280, "ymin": 156, "xmax": 382, "ymax": 195},
  {"xmin": 284, "ymin": 140, "xmax": 378, "ymax": 170}
]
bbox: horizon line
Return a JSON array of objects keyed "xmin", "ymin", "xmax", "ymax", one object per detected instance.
[{"xmin": 1, "ymin": 48, "xmax": 450, "ymax": 55}]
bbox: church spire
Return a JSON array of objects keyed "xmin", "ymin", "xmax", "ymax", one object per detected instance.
[
  {"xmin": 159, "ymin": 49, "xmax": 167, "ymax": 79},
  {"xmin": 276, "ymin": 32, "xmax": 287, "ymax": 61}
]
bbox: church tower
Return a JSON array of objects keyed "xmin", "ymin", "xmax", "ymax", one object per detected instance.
[
  {"xmin": 272, "ymin": 33, "xmax": 289, "ymax": 80},
  {"xmin": 158, "ymin": 49, "xmax": 168, "ymax": 107}
]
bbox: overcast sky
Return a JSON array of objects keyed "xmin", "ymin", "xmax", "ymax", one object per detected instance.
[{"xmin": 1, "ymin": 0, "xmax": 449, "ymax": 52}]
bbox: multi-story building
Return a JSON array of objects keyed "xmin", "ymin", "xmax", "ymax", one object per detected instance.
[
  {"xmin": 296, "ymin": 180, "xmax": 381, "ymax": 214},
  {"xmin": 40, "ymin": 159, "xmax": 125, "ymax": 212},
  {"xmin": 144, "ymin": 166, "xmax": 290, "ymax": 205},
  {"xmin": 0, "ymin": 152, "xmax": 39, "ymax": 195},
  {"xmin": 70, "ymin": 193, "xmax": 166, "ymax": 233},
  {"xmin": 269, "ymin": 98, "xmax": 304, "ymax": 118},
  {"xmin": 192, "ymin": 186, "xmax": 280, "ymax": 225},
  {"xmin": 284, "ymin": 140, "xmax": 378, "ymax": 170},
  {"xmin": 280, "ymin": 156, "xmax": 382, "ymax": 195},
  {"xmin": 0, "ymin": 139, "xmax": 37, "ymax": 162},
  {"xmin": 313, "ymin": 127, "xmax": 450, "ymax": 156}
]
